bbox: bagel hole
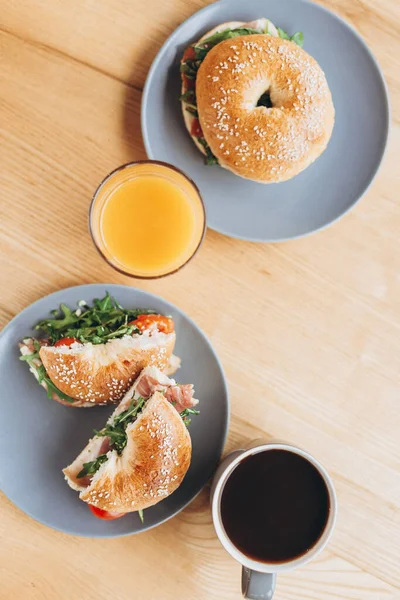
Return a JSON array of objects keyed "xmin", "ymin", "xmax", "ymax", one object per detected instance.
[{"xmin": 257, "ymin": 90, "xmax": 273, "ymax": 108}]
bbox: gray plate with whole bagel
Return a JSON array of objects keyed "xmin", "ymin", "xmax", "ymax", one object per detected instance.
[
  {"xmin": 141, "ymin": 0, "xmax": 390, "ymax": 242},
  {"xmin": 0, "ymin": 284, "xmax": 229, "ymax": 537}
]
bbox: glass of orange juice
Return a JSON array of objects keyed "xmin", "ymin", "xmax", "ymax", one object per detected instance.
[{"xmin": 89, "ymin": 161, "xmax": 206, "ymax": 278}]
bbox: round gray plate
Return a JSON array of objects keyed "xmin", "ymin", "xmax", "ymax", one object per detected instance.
[
  {"xmin": 141, "ymin": 0, "xmax": 390, "ymax": 242},
  {"xmin": 0, "ymin": 284, "xmax": 229, "ymax": 537}
]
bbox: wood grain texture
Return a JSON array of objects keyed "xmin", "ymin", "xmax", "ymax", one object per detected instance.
[{"xmin": 1, "ymin": 1, "xmax": 400, "ymax": 599}]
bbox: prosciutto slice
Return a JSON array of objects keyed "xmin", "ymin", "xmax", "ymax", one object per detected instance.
[
  {"xmin": 164, "ymin": 385, "xmax": 197, "ymax": 413},
  {"xmin": 135, "ymin": 373, "xmax": 198, "ymax": 413}
]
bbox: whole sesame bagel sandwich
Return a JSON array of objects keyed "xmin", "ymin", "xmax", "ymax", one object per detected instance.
[
  {"xmin": 63, "ymin": 366, "xmax": 199, "ymax": 520},
  {"xmin": 19, "ymin": 292, "xmax": 180, "ymax": 407},
  {"xmin": 180, "ymin": 18, "xmax": 334, "ymax": 183}
]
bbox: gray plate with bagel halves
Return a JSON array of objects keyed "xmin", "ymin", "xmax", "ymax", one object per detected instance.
[
  {"xmin": 141, "ymin": 0, "xmax": 390, "ymax": 242},
  {"xmin": 0, "ymin": 284, "xmax": 229, "ymax": 537}
]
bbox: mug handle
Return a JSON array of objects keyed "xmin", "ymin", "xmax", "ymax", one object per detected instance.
[{"xmin": 242, "ymin": 567, "xmax": 276, "ymax": 599}]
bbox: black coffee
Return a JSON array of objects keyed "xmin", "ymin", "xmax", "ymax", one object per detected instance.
[{"xmin": 220, "ymin": 449, "xmax": 330, "ymax": 563}]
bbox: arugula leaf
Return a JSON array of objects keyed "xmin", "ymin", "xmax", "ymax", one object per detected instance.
[
  {"xmin": 33, "ymin": 339, "xmax": 41, "ymax": 352},
  {"xmin": 195, "ymin": 27, "xmax": 260, "ymax": 50},
  {"xmin": 96, "ymin": 293, "xmax": 113, "ymax": 312},
  {"xmin": 197, "ymin": 138, "xmax": 218, "ymax": 165},
  {"xmin": 115, "ymin": 397, "xmax": 146, "ymax": 424},
  {"xmin": 20, "ymin": 350, "xmax": 76, "ymax": 403},
  {"xmin": 94, "ymin": 426, "xmax": 127, "ymax": 453},
  {"xmin": 95, "ymin": 397, "xmax": 146, "ymax": 455},
  {"xmin": 277, "ymin": 27, "xmax": 304, "ymax": 47},
  {"xmin": 180, "ymin": 407, "xmax": 200, "ymax": 418},
  {"xmin": 204, "ymin": 154, "xmax": 218, "ymax": 166},
  {"xmin": 34, "ymin": 292, "xmax": 155, "ymax": 345},
  {"xmin": 35, "ymin": 363, "xmax": 46, "ymax": 385},
  {"xmin": 180, "ymin": 90, "xmax": 196, "ymax": 104},
  {"xmin": 180, "ymin": 406, "xmax": 200, "ymax": 427},
  {"xmin": 180, "ymin": 62, "xmax": 198, "ymax": 79},
  {"xmin": 112, "ymin": 297, "xmax": 124, "ymax": 310},
  {"xmin": 38, "ymin": 303, "xmax": 76, "ymax": 331},
  {"xmin": 77, "ymin": 454, "xmax": 108, "ymax": 479},
  {"xmin": 277, "ymin": 26, "xmax": 291, "ymax": 40},
  {"xmin": 290, "ymin": 31, "xmax": 304, "ymax": 47},
  {"xmin": 191, "ymin": 27, "xmax": 262, "ymax": 60}
]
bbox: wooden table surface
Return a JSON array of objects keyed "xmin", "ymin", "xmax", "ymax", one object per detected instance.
[{"xmin": 1, "ymin": 0, "xmax": 399, "ymax": 598}]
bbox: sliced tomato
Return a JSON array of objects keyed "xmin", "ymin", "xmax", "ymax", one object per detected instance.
[
  {"xmin": 190, "ymin": 118, "xmax": 203, "ymax": 138},
  {"xmin": 129, "ymin": 314, "xmax": 174, "ymax": 334},
  {"xmin": 88, "ymin": 505, "xmax": 125, "ymax": 520},
  {"xmin": 54, "ymin": 337, "xmax": 79, "ymax": 347},
  {"xmin": 183, "ymin": 46, "xmax": 196, "ymax": 61},
  {"xmin": 183, "ymin": 74, "xmax": 195, "ymax": 91}
]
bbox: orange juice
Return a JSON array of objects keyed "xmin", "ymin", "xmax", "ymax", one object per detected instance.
[{"xmin": 90, "ymin": 162, "xmax": 205, "ymax": 278}]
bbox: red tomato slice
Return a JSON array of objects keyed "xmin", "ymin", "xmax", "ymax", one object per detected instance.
[
  {"xmin": 88, "ymin": 505, "xmax": 125, "ymax": 520},
  {"xmin": 129, "ymin": 314, "xmax": 174, "ymax": 334},
  {"xmin": 190, "ymin": 118, "xmax": 203, "ymax": 138},
  {"xmin": 183, "ymin": 46, "xmax": 196, "ymax": 61},
  {"xmin": 183, "ymin": 74, "xmax": 195, "ymax": 90},
  {"xmin": 54, "ymin": 337, "xmax": 79, "ymax": 347}
]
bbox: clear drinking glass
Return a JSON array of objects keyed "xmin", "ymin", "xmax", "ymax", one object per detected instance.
[{"xmin": 89, "ymin": 161, "xmax": 206, "ymax": 279}]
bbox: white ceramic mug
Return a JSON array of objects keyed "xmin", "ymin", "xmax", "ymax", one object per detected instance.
[{"xmin": 211, "ymin": 441, "xmax": 337, "ymax": 599}]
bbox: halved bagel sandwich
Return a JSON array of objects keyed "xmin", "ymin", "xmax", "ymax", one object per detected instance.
[
  {"xmin": 19, "ymin": 292, "xmax": 180, "ymax": 407},
  {"xmin": 63, "ymin": 366, "xmax": 199, "ymax": 520}
]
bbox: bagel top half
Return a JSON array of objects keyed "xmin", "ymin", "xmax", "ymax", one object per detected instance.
[
  {"xmin": 38, "ymin": 330, "xmax": 176, "ymax": 406},
  {"xmin": 182, "ymin": 23, "xmax": 334, "ymax": 184},
  {"xmin": 196, "ymin": 34, "xmax": 334, "ymax": 183}
]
